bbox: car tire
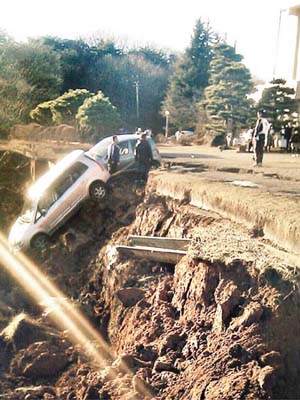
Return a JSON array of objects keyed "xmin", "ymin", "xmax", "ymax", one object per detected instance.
[
  {"xmin": 89, "ymin": 181, "xmax": 107, "ymax": 200},
  {"xmin": 31, "ymin": 233, "xmax": 50, "ymax": 250},
  {"xmin": 151, "ymin": 160, "xmax": 160, "ymax": 169}
]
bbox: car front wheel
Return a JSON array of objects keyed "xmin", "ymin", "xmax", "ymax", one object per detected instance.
[
  {"xmin": 31, "ymin": 233, "xmax": 50, "ymax": 250},
  {"xmin": 89, "ymin": 181, "xmax": 107, "ymax": 200}
]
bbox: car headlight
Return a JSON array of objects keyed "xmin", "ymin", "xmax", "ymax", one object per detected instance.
[{"xmin": 12, "ymin": 241, "xmax": 25, "ymax": 252}]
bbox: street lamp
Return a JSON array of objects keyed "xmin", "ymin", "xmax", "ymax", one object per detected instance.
[
  {"xmin": 133, "ymin": 77, "xmax": 140, "ymax": 122},
  {"xmin": 165, "ymin": 110, "xmax": 170, "ymax": 138}
]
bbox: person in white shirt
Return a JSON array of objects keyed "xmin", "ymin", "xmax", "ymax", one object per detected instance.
[
  {"xmin": 253, "ymin": 110, "xmax": 270, "ymax": 166},
  {"xmin": 175, "ymin": 130, "xmax": 182, "ymax": 141}
]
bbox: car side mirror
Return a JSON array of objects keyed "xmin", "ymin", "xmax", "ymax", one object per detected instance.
[{"xmin": 41, "ymin": 209, "xmax": 47, "ymax": 217}]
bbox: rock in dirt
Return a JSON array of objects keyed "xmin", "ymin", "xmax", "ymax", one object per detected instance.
[
  {"xmin": 132, "ymin": 375, "xmax": 156, "ymax": 397},
  {"xmin": 153, "ymin": 355, "xmax": 178, "ymax": 373},
  {"xmin": 1, "ymin": 313, "xmax": 56, "ymax": 351},
  {"xmin": 172, "ymin": 259, "xmax": 218, "ymax": 317},
  {"xmin": 113, "ymin": 354, "xmax": 152, "ymax": 374},
  {"xmin": 158, "ymin": 333, "xmax": 185, "ymax": 356},
  {"xmin": 198, "ymin": 371, "xmax": 250, "ymax": 400},
  {"xmin": 260, "ymin": 351, "xmax": 282, "ymax": 368},
  {"xmin": 10, "ymin": 340, "xmax": 71, "ymax": 378},
  {"xmin": 230, "ymin": 301, "xmax": 263, "ymax": 331},
  {"xmin": 228, "ymin": 343, "xmax": 249, "ymax": 362},
  {"xmin": 116, "ymin": 287, "xmax": 145, "ymax": 307},
  {"xmin": 0, "ymin": 386, "xmax": 56, "ymax": 400},
  {"xmin": 213, "ymin": 279, "xmax": 240, "ymax": 333},
  {"xmin": 258, "ymin": 365, "xmax": 276, "ymax": 392},
  {"xmin": 99, "ymin": 366, "xmax": 120, "ymax": 382}
]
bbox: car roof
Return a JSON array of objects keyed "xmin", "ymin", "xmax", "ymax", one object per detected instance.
[
  {"xmin": 28, "ymin": 150, "xmax": 85, "ymax": 200},
  {"xmin": 106, "ymin": 134, "xmax": 141, "ymax": 142}
]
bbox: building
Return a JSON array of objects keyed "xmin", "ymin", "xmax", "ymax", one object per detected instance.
[{"xmin": 275, "ymin": 3, "xmax": 300, "ymax": 95}]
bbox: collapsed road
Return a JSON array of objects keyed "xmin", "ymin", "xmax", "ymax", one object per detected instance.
[{"xmin": 1, "ymin": 151, "xmax": 300, "ymax": 399}]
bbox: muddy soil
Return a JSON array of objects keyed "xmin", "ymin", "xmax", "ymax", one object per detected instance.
[{"xmin": 0, "ymin": 153, "xmax": 300, "ymax": 399}]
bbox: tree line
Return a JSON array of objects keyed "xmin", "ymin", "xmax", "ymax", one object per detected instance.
[
  {"xmin": 0, "ymin": 21, "xmax": 297, "ymax": 141},
  {"xmin": 163, "ymin": 20, "xmax": 298, "ymax": 139},
  {"xmin": 0, "ymin": 31, "xmax": 175, "ymax": 139}
]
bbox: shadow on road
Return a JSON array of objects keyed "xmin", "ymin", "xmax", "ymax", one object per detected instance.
[{"xmin": 161, "ymin": 152, "xmax": 221, "ymax": 160}]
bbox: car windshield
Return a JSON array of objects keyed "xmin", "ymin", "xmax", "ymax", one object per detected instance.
[
  {"xmin": 19, "ymin": 197, "xmax": 36, "ymax": 223},
  {"xmin": 90, "ymin": 138, "xmax": 112, "ymax": 157}
]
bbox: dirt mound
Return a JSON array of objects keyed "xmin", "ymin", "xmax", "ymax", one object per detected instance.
[
  {"xmin": 10, "ymin": 123, "xmax": 80, "ymax": 142},
  {"xmin": 1, "ymin": 171, "xmax": 300, "ymax": 399},
  {"xmin": 72, "ymin": 194, "xmax": 300, "ymax": 399}
]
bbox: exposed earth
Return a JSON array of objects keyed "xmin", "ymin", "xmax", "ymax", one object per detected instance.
[{"xmin": 1, "ymin": 144, "xmax": 300, "ymax": 399}]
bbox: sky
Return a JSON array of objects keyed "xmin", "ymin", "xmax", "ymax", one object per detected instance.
[{"xmin": 0, "ymin": 0, "xmax": 297, "ymax": 82}]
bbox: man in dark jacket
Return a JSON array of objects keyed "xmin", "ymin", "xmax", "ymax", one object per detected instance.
[
  {"xmin": 107, "ymin": 135, "xmax": 120, "ymax": 174},
  {"xmin": 285, "ymin": 123, "xmax": 293, "ymax": 152},
  {"xmin": 135, "ymin": 133, "xmax": 153, "ymax": 183}
]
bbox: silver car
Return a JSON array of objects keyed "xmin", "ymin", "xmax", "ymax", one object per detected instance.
[
  {"xmin": 9, "ymin": 150, "xmax": 110, "ymax": 251},
  {"xmin": 86, "ymin": 134, "xmax": 161, "ymax": 172}
]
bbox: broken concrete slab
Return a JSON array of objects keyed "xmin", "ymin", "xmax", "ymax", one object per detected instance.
[{"xmin": 116, "ymin": 245, "xmax": 186, "ymax": 264}]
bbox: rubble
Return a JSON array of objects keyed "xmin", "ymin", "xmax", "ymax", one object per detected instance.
[{"xmin": 1, "ymin": 153, "xmax": 300, "ymax": 399}]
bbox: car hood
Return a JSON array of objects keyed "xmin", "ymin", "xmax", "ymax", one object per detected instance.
[{"xmin": 8, "ymin": 218, "xmax": 31, "ymax": 248}]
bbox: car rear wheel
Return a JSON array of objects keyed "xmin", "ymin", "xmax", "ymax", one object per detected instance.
[
  {"xmin": 151, "ymin": 160, "xmax": 161, "ymax": 169},
  {"xmin": 31, "ymin": 233, "xmax": 50, "ymax": 250},
  {"xmin": 89, "ymin": 181, "xmax": 107, "ymax": 200}
]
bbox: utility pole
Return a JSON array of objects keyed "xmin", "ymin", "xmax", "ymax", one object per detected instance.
[
  {"xmin": 133, "ymin": 78, "xmax": 140, "ymax": 123},
  {"xmin": 289, "ymin": 5, "xmax": 300, "ymax": 80},
  {"xmin": 273, "ymin": 8, "xmax": 287, "ymax": 78}
]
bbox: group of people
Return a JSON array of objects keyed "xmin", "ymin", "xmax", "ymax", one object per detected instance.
[
  {"xmin": 248, "ymin": 111, "xmax": 299, "ymax": 167},
  {"xmin": 107, "ymin": 133, "xmax": 153, "ymax": 183}
]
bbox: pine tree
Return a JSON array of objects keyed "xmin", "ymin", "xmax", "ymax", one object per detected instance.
[
  {"xmin": 257, "ymin": 79, "xmax": 296, "ymax": 130},
  {"xmin": 162, "ymin": 19, "xmax": 213, "ymax": 130},
  {"xmin": 203, "ymin": 43, "xmax": 254, "ymax": 136}
]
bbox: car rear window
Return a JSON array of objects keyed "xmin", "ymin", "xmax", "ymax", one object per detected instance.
[{"xmin": 90, "ymin": 138, "xmax": 111, "ymax": 157}]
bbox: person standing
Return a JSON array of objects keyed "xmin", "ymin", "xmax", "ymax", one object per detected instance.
[
  {"xmin": 253, "ymin": 110, "xmax": 270, "ymax": 167},
  {"xmin": 246, "ymin": 128, "xmax": 254, "ymax": 152},
  {"xmin": 175, "ymin": 130, "xmax": 182, "ymax": 142},
  {"xmin": 264, "ymin": 124, "xmax": 274, "ymax": 153},
  {"xmin": 107, "ymin": 135, "xmax": 120, "ymax": 175},
  {"xmin": 135, "ymin": 133, "xmax": 153, "ymax": 183},
  {"xmin": 226, "ymin": 132, "xmax": 232, "ymax": 148},
  {"xmin": 284, "ymin": 123, "xmax": 293, "ymax": 152}
]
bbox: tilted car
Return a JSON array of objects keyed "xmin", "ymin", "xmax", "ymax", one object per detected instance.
[
  {"xmin": 86, "ymin": 134, "xmax": 161, "ymax": 172},
  {"xmin": 9, "ymin": 150, "xmax": 110, "ymax": 251}
]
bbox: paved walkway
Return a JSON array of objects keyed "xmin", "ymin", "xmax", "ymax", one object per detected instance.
[
  {"xmin": 158, "ymin": 144, "xmax": 300, "ymax": 182},
  {"xmin": 153, "ymin": 144, "xmax": 300, "ymax": 257}
]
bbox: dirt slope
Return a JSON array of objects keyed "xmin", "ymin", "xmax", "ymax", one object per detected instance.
[{"xmin": 0, "ymin": 154, "xmax": 300, "ymax": 399}]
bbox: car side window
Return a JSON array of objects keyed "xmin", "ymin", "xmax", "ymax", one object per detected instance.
[
  {"xmin": 69, "ymin": 162, "xmax": 88, "ymax": 182},
  {"xmin": 55, "ymin": 162, "xmax": 88, "ymax": 199},
  {"xmin": 118, "ymin": 141, "xmax": 130, "ymax": 156},
  {"xmin": 35, "ymin": 162, "xmax": 88, "ymax": 222},
  {"xmin": 37, "ymin": 187, "xmax": 57, "ymax": 218}
]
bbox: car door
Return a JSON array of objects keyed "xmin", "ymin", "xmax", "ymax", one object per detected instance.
[
  {"xmin": 49, "ymin": 162, "xmax": 89, "ymax": 227},
  {"xmin": 64, "ymin": 162, "xmax": 89, "ymax": 211},
  {"xmin": 129, "ymin": 139, "xmax": 139, "ymax": 170},
  {"xmin": 35, "ymin": 185, "xmax": 63, "ymax": 233},
  {"xmin": 35, "ymin": 164, "xmax": 84, "ymax": 233},
  {"xmin": 118, "ymin": 140, "xmax": 132, "ymax": 171}
]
